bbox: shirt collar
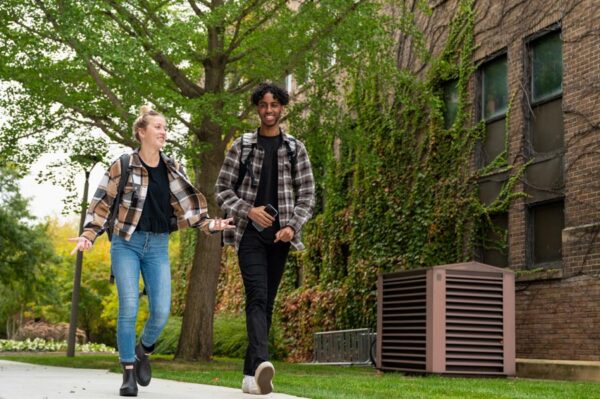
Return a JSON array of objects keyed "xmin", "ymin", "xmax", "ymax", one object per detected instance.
[
  {"xmin": 249, "ymin": 127, "xmax": 291, "ymax": 144},
  {"xmin": 131, "ymin": 148, "xmax": 176, "ymax": 169}
]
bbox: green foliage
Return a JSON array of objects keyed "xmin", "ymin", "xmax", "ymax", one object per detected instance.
[
  {"xmin": 271, "ymin": 0, "xmax": 525, "ymax": 360},
  {"xmin": 0, "ymin": 167, "xmax": 57, "ymax": 337},
  {"xmin": 154, "ymin": 314, "xmax": 287, "ymax": 360},
  {"xmin": 0, "ymin": 0, "xmax": 383, "ymax": 168},
  {"xmin": 212, "ymin": 313, "xmax": 248, "ymax": 359},
  {"xmin": 153, "ymin": 316, "xmax": 183, "ymax": 356},
  {"xmin": 0, "ymin": 338, "xmax": 115, "ymax": 353},
  {"xmin": 0, "ymin": 0, "xmax": 386, "ymax": 358}
]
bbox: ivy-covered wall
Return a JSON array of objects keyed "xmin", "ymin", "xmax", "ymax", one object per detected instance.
[{"xmin": 214, "ymin": 0, "xmax": 525, "ymax": 361}]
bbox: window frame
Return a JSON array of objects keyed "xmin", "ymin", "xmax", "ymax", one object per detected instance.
[
  {"xmin": 477, "ymin": 211, "xmax": 510, "ymax": 268},
  {"xmin": 524, "ymin": 25, "xmax": 563, "ymax": 159},
  {"xmin": 475, "ymin": 50, "xmax": 509, "ymax": 169},
  {"xmin": 480, "ymin": 53, "xmax": 509, "ymax": 123},
  {"xmin": 526, "ymin": 198, "xmax": 565, "ymax": 269},
  {"xmin": 523, "ymin": 26, "xmax": 565, "ymax": 204},
  {"xmin": 528, "ymin": 28, "xmax": 563, "ymax": 107},
  {"xmin": 442, "ymin": 79, "xmax": 459, "ymax": 129}
]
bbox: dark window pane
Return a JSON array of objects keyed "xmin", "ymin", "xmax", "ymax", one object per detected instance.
[
  {"xmin": 525, "ymin": 155, "xmax": 564, "ymax": 203},
  {"xmin": 531, "ymin": 201, "xmax": 564, "ymax": 265},
  {"xmin": 481, "ymin": 118, "xmax": 505, "ymax": 166},
  {"xmin": 478, "ymin": 172, "xmax": 508, "ymax": 206},
  {"xmin": 443, "ymin": 80, "xmax": 459, "ymax": 128},
  {"xmin": 531, "ymin": 99, "xmax": 564, "ymax": 153},
  {"xmin": 532, "ymin": 32, "xmax": 562, "ymax": 102},
  {"xmin": 482, "ymin": 56, "xmax": 508, "ymax": 120},
  {"xmin": 482, "ymin": 213, "xmax": 509, "ymax": 267}
]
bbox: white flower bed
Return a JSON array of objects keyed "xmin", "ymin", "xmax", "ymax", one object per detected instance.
[{"xmin": 0, "ymin": 338, "xmax": 115, "ymax": 353}]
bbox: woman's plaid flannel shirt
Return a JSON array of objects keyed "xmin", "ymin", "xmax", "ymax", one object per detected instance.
[{"xmin": 81, "ymin": 149, "xmax": 212, "ymax": 243}]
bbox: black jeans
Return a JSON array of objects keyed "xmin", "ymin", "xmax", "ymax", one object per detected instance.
[{"xmin": 238, "ymin": 227, "xmax": 291, "ymax": 376}]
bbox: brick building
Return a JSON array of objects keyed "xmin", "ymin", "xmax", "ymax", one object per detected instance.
[{"xmin": 409, "ymin": 0, "xmax": 600, "ymax": 360}]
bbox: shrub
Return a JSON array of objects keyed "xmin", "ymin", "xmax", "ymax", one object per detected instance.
[
  {"xmin": 14, "ymin": 320, "xmax": 86, "ymax": 343},
  {"xmin": 153, "ymin": 313, "xmax": 287, "ymax": 360},
  {"xmin": 0, "ymin": 338, "xmax": 115, "ymax": 353},
  {"xmin": 153, "ymin": 316, "xmax": 182, "ymax": 355}
]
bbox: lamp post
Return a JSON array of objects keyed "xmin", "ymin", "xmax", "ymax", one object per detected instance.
[{"xmin": 67, "ymin": 155, "xmax": 100, "ymax": 357}]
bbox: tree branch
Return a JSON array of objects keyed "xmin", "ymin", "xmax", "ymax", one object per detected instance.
[
  {"xmin": 188, "ymin": 0, "xmax": 209, "ymax": 17},
  {"xmin": 282, "ymin": 0, "xmax": 367, "ymax": 74},
  {"xmin": 85, "ymin": 59, "xmax": 130, "ymax": 122},
  {"xmin": 104, "ymin": 0, "xmax": 206, "ymax": 98},
  {"xmin": 225, "ymin": 0, "xmax": 287, "ymax": 59}
]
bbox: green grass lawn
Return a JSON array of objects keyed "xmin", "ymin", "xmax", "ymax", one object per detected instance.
[{"xmin": 1, "ymin": 353, "xmax": 599, "ymax": 399}]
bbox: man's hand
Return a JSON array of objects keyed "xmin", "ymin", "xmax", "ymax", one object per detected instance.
[
  {"xmin": 68, "ymin": 237, "xmax": 93, "ymax": 255},
  {"xmin": 248, "ymin": 206, "xmax": 275, "ymax": 229},
  {"xmin": 274, "ymin": 226, "xmax": 295, "ymax": 243}
]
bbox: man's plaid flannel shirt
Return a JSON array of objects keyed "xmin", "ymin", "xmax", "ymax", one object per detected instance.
[
  {"xmin": 215, "ymin": 131, "xmax": 315, "ymax": 251},
  {"xmin": 81, "ymin": 149, "xmax": 211, "ymax": 243}
]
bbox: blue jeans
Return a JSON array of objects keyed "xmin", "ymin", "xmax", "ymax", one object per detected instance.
[{"xmin": 110, "ymin": 232, "xmax": 171, "ymax": 363}]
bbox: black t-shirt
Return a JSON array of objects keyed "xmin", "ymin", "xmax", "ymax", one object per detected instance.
[
  {"xmin": 251, "ymin": 133, "xmax": 282, "ymax": 239},
  {"xmin": 136, "ymin": 157, "xmax": 173, "ymax": 233}
]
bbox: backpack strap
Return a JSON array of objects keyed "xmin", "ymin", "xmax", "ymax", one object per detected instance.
[
  {"xmin": 108, "ymin": 153, "xmax": 131, "ymax": 284},
  {"xmin": 284, "ymin": 136, "xmax": 298, "ymax": 182},
  {"xmin": 233, "ymin": 132, "xmax": 257, "ymax": 192}
]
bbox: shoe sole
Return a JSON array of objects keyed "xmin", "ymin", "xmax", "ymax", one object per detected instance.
[
  {"xmin": 119, "ymin": 388, "xmax": 138, "ymax": 397},
  {"xmin": 255, "ymin": 362, "xmax": 274, "ymax": 395}
]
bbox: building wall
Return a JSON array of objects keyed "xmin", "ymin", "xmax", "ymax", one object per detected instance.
[{"xmin": 413, "ymin": 0, "xmax": 600, "ymax": 360}]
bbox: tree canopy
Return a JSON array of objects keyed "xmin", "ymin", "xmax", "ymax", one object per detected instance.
[{"xmin": 0, "ymin": 0, "xmax": 383, "ymax": 359}]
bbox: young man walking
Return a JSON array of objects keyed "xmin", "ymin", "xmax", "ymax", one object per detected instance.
[{"xmin": 215, "ymin": 82, "xmax": 315, "ymax": 395}]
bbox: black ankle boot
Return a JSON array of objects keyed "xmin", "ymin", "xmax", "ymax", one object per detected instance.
[
  {"xmin": 135, "ymin": 342, "xmax": 152, "ymax": 386},
  {"xmin": 119, "ymin": 362, "xmax": 138, "ymax": 397}
]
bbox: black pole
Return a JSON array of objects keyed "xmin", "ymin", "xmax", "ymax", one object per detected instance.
[{"xmin": 67, "ymin": 169, "xmax": 91, "ymax": 357}]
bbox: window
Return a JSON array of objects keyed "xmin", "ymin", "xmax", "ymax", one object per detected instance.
[
  {"xmin": 476, "ymin": 55, "xmax": 509, "ymax": 243},
  {"xmin": 481, "ymin": 213, "xmax": 509, "ymax": 267},
  {"xmin": 529, "ymin": 31, "xmax": 563, "ymax": 155},
  {"xmin": 528, "ymin": 200, "xmax": 564, "ymax": 267},
  {"xmin": 525, "ymin": 30, "xmax": 564, "ymax": 268},
  {"xmin": 531, "ymin": 32, "xmax": 562, "ymax": 102},
  {"xmin": 443, "ymin": 80, "xmax": 458, "ymax": 129},
  {"xmin": 479, "ymin": 55, "xmax": 508, "ymax": 167},
  {"xmin": 482, "ymin": 56, "xmax": 508, "ymax": 121},
  {"xmin": 478, "ymin": 172, "xmax": 509, "ymax": 206}
]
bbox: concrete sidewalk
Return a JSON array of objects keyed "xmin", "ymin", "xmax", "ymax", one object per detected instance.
[{"xmin": 0, "ymin": 360, "xmax": 308, "ymax": 399}]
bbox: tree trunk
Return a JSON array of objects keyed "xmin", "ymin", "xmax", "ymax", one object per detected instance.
[
  {"xmin": 175, "ymin": 140, "xmax": 226, "ymax": 360},
  {"xmin": 176, "ymin": 15, "xmax": 227, "ymax": 360}
]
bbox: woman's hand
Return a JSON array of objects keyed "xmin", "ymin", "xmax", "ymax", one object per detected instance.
[
  {"xmin": 209, "ymin": 217, "xmax": 236, "ymax": 232},
  {"xmin": 68, "ymin": 237, "xmax": 93, "ymax": 255}
]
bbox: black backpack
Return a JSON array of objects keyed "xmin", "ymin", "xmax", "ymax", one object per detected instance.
[
  {"xmin": 106, "ymin": 154, "xmax": 130, "ymax": 286},
  {"xmin": 106, "ymin": 153, "xmax": 131, "ymax": 243}
]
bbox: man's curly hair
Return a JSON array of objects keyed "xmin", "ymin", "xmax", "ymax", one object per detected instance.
[{"xmin": 251, "ymin": 82, "xmax": 290, "ymax": 106}]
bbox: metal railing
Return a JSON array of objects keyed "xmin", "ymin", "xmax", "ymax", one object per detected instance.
[{"xmin": 313, "ymin": 328, "xmax": 376, "ymax": 365}]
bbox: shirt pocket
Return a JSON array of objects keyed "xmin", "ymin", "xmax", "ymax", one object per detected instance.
[{"xmin": 121, "ymin": 183, "xmax": 138, "ymax": 206}]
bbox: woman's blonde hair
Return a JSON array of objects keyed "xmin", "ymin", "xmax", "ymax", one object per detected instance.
[{"xmin": 132, "ymin": 105, "xmax": 163, "ymax": 142}]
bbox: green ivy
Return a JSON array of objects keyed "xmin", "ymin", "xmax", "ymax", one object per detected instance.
[{"xmin": 275, "ymin": 0, "xmax": 524, "ymax": 360}]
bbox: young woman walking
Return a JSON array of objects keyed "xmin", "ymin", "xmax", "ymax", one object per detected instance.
[{"xmin": 70, "ymin": 106, "xmax": 233, "ymax": 396}]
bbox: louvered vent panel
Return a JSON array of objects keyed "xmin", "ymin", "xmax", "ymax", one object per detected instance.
[
  {"xmin": 380, "ymin": 270, "xmax": 427, "ymax": 372},
  {"xmin": 445, "ymin": 269, "xmax": 505, "ymax": 375}
]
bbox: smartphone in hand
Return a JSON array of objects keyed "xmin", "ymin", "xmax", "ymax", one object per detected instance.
[
  {"xmin": 253, "ymin": 204, "xmax": 278, "ymax": 232},
  {"xmin": 264, "ymin": 204, "xmax": 278, "ymax": 217}
]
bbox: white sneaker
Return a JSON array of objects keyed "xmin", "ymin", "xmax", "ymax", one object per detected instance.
[
  {"xmin": 254, "ymin": 361, "xmax": 275, "ymax": 395},
  {"xmin": 242, "ymin": 376, "xmax": 261, "ymax": 395}
]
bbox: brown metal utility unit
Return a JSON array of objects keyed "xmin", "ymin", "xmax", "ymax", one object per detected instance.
[{"xmin": 376, "ymin": 262, "xmax": 515, "ymax": 376}]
